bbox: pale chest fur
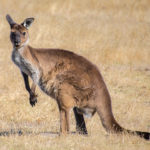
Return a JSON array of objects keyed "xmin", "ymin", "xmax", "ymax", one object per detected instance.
[{"xmin": 11, "ymin": 48, "xmax": 40, "ymax": 84}]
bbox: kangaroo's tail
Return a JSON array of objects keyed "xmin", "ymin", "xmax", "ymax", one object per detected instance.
[
  {"xmin": 96, "ymin": 82, "xmax": 150, "ymax": 140},
  {"xmin": 126, "ymin": 130, "xmax": 150, "ymax": 140},
  {"xmin": 96, "ymin": 101, "xmax": 150, "ymax": 140}
]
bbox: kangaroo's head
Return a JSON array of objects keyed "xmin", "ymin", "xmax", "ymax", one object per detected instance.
[{"xmin": 6, "ymin": 14, "xmax": 34, "ymax": 49}]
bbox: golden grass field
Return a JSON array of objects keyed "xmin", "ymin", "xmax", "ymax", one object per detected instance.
[{"xmin": 0, "ymin": 0, "xmax": 150, "ymax": 149}]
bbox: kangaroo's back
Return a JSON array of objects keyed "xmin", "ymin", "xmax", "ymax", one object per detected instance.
[{"xmin": 29, "ymin": 47, "xmax": 103, "ymax": 103}]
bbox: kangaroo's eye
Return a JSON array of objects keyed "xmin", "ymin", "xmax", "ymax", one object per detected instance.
[{"xmin": 23, "ymin": 32, "xmax": 26, "ymax": 36}]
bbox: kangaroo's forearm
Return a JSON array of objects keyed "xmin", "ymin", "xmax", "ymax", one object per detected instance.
[
  {"xmin": 21, "ymin": 71, "xmax": 37, "ymax": 106},
  {"xmin": 21, "ymin": 71, "xmax": 31, "ymax": 94},
  {"xmin": 31, "ymin": 82, "xmax": 36, "ymax": 94}
]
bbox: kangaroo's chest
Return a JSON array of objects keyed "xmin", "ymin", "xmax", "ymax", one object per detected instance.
[{"xmin": 12, "ymin": 49, "xmax": 40, "ymax": 83}]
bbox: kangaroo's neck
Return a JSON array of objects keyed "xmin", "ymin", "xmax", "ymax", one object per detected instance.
[
  {"xmin": 13, "ymin": 45, "xmax": 29, "ymax": 53},
  {"xmin": 12, "ymin": 44, "xmax": 41, "ymax": 83},
  {"xmin": 12, "ymin": 45, "xmax": 38, "ymax": 67}
]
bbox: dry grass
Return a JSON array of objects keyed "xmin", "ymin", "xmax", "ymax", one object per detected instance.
[{"xmin": 0, "ymin": 0, "xmax": 150, "ymax": 149}]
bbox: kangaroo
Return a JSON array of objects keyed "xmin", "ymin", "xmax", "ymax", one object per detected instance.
[
  {"xmin": 6, "ymin": 14, "xmax": 87, "ymax": 135},
  {"xmin": 6, "ymin": 14, "xmax": 150, "ymax": 139}
]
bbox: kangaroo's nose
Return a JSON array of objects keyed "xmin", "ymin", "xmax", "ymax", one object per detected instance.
[{"xmin": 14, "ymin": 41, "xmax": 20, "ymax": 47}]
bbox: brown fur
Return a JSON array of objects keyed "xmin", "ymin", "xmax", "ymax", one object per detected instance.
[
  {"xmin": 6, "ymin": 15, "xmax": 150, "ymax": 139},
  {"xmin": 26, "ymin": 46, "xmax": 117, "ymax": 133}
]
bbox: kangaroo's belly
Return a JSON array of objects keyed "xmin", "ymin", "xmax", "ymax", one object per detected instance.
[
  {"xmin": 38, "ymin": 71, "xmax": 95, "ymax": 108},
  {"xmin": 38, "ymin": 76, "xmax": 60, "ymax": 99},
  {"xmin": 77, "ymin": 107, "xmax": 96, "ymax": 118}
]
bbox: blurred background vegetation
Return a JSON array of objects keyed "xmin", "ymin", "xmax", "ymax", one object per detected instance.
[{"xmin": 0, "ymin": 1, "xmax": 150, "ymax": 150}]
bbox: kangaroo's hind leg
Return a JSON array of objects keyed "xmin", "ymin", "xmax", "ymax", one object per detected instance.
[
  {"xmin": 58, "ymin": 106, "xmax": 71, "ymax": 135},
  {"xmin": 73, "ymin": 107, "xmax": 88, "ymax": 134}
]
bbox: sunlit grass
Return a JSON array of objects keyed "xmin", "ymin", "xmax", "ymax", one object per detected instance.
[{"xmin": 0, "ymin": 0, "xmax": 150, "ymax": 149}]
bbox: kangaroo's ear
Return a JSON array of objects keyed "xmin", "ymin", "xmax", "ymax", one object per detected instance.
[
  {"xmin": 21, "ymin": 18, "xmax": 34, "ymax": 29},
  {"xmin": 6, "ymin": 14, "xmax": 16, "ymax": 28}
]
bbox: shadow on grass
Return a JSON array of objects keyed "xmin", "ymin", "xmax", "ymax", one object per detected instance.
[
  {"xmin": 0, "ymin": 129, "xmax": 59, "ymax": 137},
  {"xmin": 0, "ymin": 129, "xmax": 77, "ymax": 137}
]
